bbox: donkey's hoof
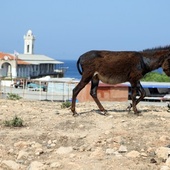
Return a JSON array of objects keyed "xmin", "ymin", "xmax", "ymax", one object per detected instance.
[
  {"xmin": 72, "ymin": 113, "xmax": 79, "ymax": 117},
  {"xmin": 126, "ymin": 103, "xmax": 132, "ymax": 112},
  {"xmin": 101, "ymin": 110, "xmax": 108, "ymax": 116},
  {"xmin": 134, "ymin": 111, "xmax": 142, "ymax": 116}
]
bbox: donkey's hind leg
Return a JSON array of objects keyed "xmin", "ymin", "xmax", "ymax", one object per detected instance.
[
  {"xmin": 90, "ymin": 75, "xmax": 107, "ymax": 114},
  {"xmin": 129, "ymin": 81, "xmax": 145, "ymax": 115},
  {"xmin": 135, "ymin": 81, "xmax": 146, "ymax": 106}
]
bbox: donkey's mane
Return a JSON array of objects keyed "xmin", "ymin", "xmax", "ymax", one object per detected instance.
[{"xmin": 143, "ymin": 45, "xmax": 170, "ymax": 52}]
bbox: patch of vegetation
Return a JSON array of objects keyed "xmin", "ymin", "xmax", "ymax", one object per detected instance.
[
  {"xmin": 142, "ymin": 72, "xmax": 170, "ymax": 82},
  {"xmin": 7, "ymin": 93, "xmax": 22, "ymax": 100},
  {"xmin": 61, "ymin": 101, "xmax": 71, "ymax": 108},
  {"xmin": 4, "ymin": 116, "xmax": 24, "ymax": 127}
]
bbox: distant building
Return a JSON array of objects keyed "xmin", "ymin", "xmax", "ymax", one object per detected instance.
[{"xmin": 0, "ymin": 30, "xmax": 64, "ymax": 79}]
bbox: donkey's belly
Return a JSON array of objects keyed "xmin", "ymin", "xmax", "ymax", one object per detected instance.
[{"xmin": 94, "ymin": 72, "xmax": 126, "ymax": 84}]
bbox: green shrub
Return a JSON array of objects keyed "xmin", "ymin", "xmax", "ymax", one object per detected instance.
[
  {"xmin": 61, "ymin": 101, "xmax": 71, "ymax": 108},
  {"xmin": 7, "ymin": 93, "xmax": 22, "ymax": 100},
  {"xmin": 4, "ymin": 116, "xmax": 24, "ymax": 127},
  {"xmin": 142, "ymin": 72, "xmax": 170, "ymax": 82}
]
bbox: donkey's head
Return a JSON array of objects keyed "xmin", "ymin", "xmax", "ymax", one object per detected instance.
[{"xmin": 162, "ymin": 58, "xmax": 170, "ymax": 76}]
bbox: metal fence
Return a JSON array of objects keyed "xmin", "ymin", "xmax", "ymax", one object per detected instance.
[{"xmin": 0, "ymin": 79, "xmax": 77, "ymax": 101}]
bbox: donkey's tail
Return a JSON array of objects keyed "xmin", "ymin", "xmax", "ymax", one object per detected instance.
[{"xmin": 77, "ymin": 57, "xmax": 82, "ymax": 75}]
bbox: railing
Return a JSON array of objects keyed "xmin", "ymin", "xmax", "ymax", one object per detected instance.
[{"xmin": 0, "ymin": 80, "xmax": 77, "ymax": 102}]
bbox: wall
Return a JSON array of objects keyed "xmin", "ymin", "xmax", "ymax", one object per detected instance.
[{"xmin": 77, "ymin": 83, "xmax": 128, "ymax": 102}]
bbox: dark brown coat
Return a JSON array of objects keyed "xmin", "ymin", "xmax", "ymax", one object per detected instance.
[{"xmin": 71, "ymin": 50, "xmax": 170, "ymax": 116}]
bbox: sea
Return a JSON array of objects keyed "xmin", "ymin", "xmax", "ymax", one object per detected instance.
[{"xmin": 62, "ymin": 60, "xmax": 81, "ymax": 80}]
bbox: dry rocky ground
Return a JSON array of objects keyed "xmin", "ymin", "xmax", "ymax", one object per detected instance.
[{"xmin": 0, "ymin": 99, "xmax": 170, "ymax": 170}]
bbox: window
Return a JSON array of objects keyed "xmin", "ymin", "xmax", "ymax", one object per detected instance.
[{"xmin": 27, "ymin": 45, "xmax": 29, "ymax": 53}]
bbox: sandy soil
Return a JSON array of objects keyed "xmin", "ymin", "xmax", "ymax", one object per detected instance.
[{"xmin": 0, "ymin": 99, "xmax": 170, "ymax": 170}]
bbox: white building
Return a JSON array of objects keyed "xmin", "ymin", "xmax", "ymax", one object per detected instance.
[{"xmin": 0, "ymin": 30, "xmax": 64, "ymax": 79}]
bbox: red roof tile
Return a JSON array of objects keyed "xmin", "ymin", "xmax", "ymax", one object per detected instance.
[{"xmin": 0, "ymin": 52, "xmax": 30, "ymax": 65}]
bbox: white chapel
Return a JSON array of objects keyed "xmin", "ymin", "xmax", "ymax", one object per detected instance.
[{"xmin": 0, "ymin": 30, "xmax": 64, "ymax": 79}]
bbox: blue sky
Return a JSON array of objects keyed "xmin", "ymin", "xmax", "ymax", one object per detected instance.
[{"xmin": 0, "ymin": 0, "xmax": 170, "ymax": 60}]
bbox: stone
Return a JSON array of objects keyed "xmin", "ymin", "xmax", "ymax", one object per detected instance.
[
  {"xmin": 160, "ymin": 166, "xmax": 170, "ymax": 170},
  {"xmin": 106, "ymin": 148, "xmax": 115, "ymax": 155},
  {"xmin": 126, "ymin": 150, "xmax": 140, "ymax": 158},
  {"xmin": 140, "ymin": 152, "xmax": 147, "ymax": 157},
  {"xmin": 2, "ymin": 160, "xmax": 22, "ymax": 170},
  {"xmin": 35, "ymin": 148, "xmax": 44, "ymax": 155},
  {"xmin": 106, "ymin": 138, "xmax": 113, "ymax": 143},
  {"xmin": 50, "ymin": 162, "xmax": 62, "ymax": 168},
  {"xmin": 159, "ymin": 135, "xmax": 170, "ymax": 142},
  {"xmin": 14, "ymin": 141, "xmax": 29, "ymax": 148},
  {"xmin": 17, "ymin": 150, "xmax": 29, "ymax": 160},
  {"xmin": 67, "ymin": 162, "xmax": 82, "ymax": 169},
  {"xmin": 56, "ymin": 146, "xmax": 73, "ymax": 154},
  {"xmin": 118, "ymin": 145, "xmax": 128, "ymax": 153},
  {"xmin": 31, "ymin": 142, "xmax": 42, "ymax": 148},
  {"xmin": 150, "ymin": 158, "xmax": 157, "ymax": 164},
  {"xmin": 27, "ymin": 161, "xmax": 47, "ymax": 170},
  {"xmin": 90, "ymin": 147, "xmax": 105, "ymax": 160},
  {"xmin": 113, "ymin": 136, "xmax": 123, "ymax": 144},
  {"xmin": 114, "ymin": 151, "xmax": 123, "ymax": 157},
  {"xmin": 155, "ymin": 147, "xmax": 170, "ymax": 160},
  {"xmin": 166, "ymin": 157, "xmax": 170, "ymax": 167},
  {"xmin": 48, "ymin": 140, "xmax": 52, "ymax": 145}
]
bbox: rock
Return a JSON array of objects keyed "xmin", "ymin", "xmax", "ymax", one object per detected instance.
[
  {"xmin": 166, "ymin": 157, "xmax": 170, "ymax": 167},
  {"xmin": 27, "ymin": 161, "xmax": 47, "ymax": 170},
  {"xmin": 79, "ymin": 124, "xmax": 85, "ymax": 129},
  {"xmin": 113, "ymin": 136, "xmax": 123, "ymax": 144},
  {"xmin": 150, "ymin": 158, "xmax": 157, "ymax": 163},
  {"xmin": 35, "ymin": 148, "xmax": 44, "ymax": 156},
  {"xmin": 70, "ymin": 154, "xmax": 76, "ymax": 158},
  {"xmin": 31, "ymin": 142, "xmax": 42, "ymax": 148},
  {"xmin": 114, "ymin": 151, "xmax": 123, "ymax": 157},
  {"xmin": 1, "ymin": 160, "xmax": 23, "ymax": 170},
  {"xmin": 90, "ymin": 147, "xmax": 105, "ymax": 160},
  {"xmin": 160, "ymin": 166, "xmax": 170, "ymax": 170},
  {"xmin": 155, "ymin": 147, "xmax": 170, "ymax": 160},
  {"xmin": 140, "ymin": 152, "xmax": 147, "ymax": 157},
  {"xmin": 50, "ymin": 162, "xmax": 62, "ymax": 168},
  {"xmin": 159, "ymin": 135, "xmax": 170, "ymax": 142},
  {"xmin": 118, "ymin": 145, "xmax": 128, "ymax": 153},
  {"xmin": 104, "ymin": 130, "xmax": 111, "ymax": 135},
  {"xmin": 56, "ymin": 146, "xmax": 73, "ymax": 154},
  {"xmin": 14, "ymin": 141, "xmax": 29, "ymax": 148},
  {"xmin": 50, "ymin": 143, "xmax": 56, "ymax": 147},
  {"xmin": 48, "ymin": 140, "xmax": 52, "ymax": 145},
  {"xmin": 67, "ymin": 162, "xmax": 82, "ymax": 170},
  {"xmin": 106, "ymin": 148, "xmax": 115, "ymax": 155},
  {"xmin": 17, "ymin": 150, "xmax": 29, "ymax": 160},
  {"xmin": 106, "ymin": 138, "xmax": 113, "ymax": 143},
  {"xmin": 7, "ymin": 148, "xmax": 15, "ymax": 155},
  {"xmin": 126, "ymin": 150, "xmax": 140, "ymax": 158}
]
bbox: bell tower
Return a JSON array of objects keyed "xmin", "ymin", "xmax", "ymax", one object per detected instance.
[{"xmin": 24, "ymin": 30, "xmax": 35, "ymax": 54}]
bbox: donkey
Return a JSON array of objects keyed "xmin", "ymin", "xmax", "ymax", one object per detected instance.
[{"xmin": 71, "ymin": 49, "xmax": 170, "ymax": 116}]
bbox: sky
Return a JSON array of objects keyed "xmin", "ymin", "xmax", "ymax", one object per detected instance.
[{"xmin": 0, "ymin": 0, "xmax": 170, "ymax": 60}]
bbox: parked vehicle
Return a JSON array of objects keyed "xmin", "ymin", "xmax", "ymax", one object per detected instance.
[{"xmin": 27, "ymin": 83, "xmax": 47, "ymax": 91}]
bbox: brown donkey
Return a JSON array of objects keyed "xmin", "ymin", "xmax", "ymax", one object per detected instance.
[{"xmin": 71, "ymin": 49, "xmax": 170, "ymax": 116}]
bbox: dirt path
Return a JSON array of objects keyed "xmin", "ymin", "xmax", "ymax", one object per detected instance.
[{"xmin": 0, "ymin": 99, "xmax": 170, "ymax": 170}]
